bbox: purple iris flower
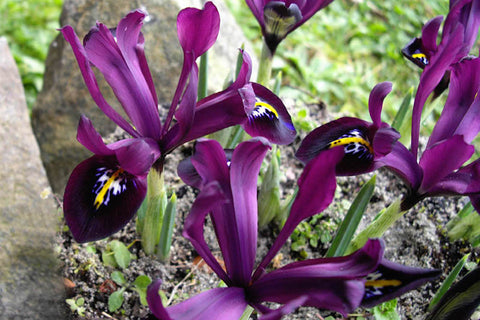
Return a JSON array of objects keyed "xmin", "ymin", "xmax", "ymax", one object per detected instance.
[
  {"xmin": 295, "ymin": 82, "xmax": 400, "ymax": 175},
  {"xmin": 146, "ymin": 139, "xmax": 439, "ymax": 319},
  {"xmin": 245, "ymin": 0, "xmax": 335, "ymax": 54},
  {"xmin": 61, "ymin": 3, "xmax": 296, "ymax": 242},
  {"xmin": 380, "ymin": 57, "xmax": 480, "ymax": 212},
  {"xmin": 402, "ymin": 0, "xmax": 480, "ymax": 155}
]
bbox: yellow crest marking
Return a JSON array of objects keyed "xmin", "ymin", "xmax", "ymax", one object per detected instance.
[
  {"xmin": 255, "ymin": 101, "xmax": 279, "ymax": 118},
  {"xmin": 365, "ymin": 279, "xmax": 402, "ymax": 287},
  {"xmin": 94, "ymin": 169, "xmax": 124, "ymax": 210},
  {"xmin": 412, "ymin": 53, "xmax": 427, "ymax": 60},
  {"xmin": 328, "ymin": 136, "xmax": 374, "ymax": 154}
]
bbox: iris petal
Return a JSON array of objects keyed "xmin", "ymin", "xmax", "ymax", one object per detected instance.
[
  {"xmin": 241, "ymin": 83, "xmax": 296, "ymax": 145},
  {"xmin": 63, "ymin": 155, "xmax": 147, "ymax": 242}
]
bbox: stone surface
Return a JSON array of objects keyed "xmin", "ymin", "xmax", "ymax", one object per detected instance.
[
  {"xmin": 0, "ymin": 38, "xmax": 65, "ymax": 319},
  {"xmin": 32, "ymin": 0, "xmax": 254, "ymax": 193}
]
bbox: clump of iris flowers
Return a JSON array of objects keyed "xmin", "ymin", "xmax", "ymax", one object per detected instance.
[
  {"xmin": 61, "ymin": 2, "xmax": 296, "ymax": 243},
  {"xmin": 146, "ymin": 139, "xmax": 440, "ymax": 319}
]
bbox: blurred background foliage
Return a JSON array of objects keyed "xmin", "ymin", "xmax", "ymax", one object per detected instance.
[
  {"xmin": 226, "ymin": 0, "xmax": 451, "ymax": 140},
  {"xmin": 0, "ymin": 0, "xmax": 62, "ymax": 109},
  {"xmin": 0, "ymin": 0, "xmax": 456, "ymax": 136}
]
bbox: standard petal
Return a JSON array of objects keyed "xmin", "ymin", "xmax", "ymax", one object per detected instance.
[
  {"xmin": 182, "ymin": 181, "xmax": 231, "ymax": 284},
  {"xmin": 63, "ymin": 155, "xmax": 147, "ymax": 242},
  {"xmin": 422, "ymin": 16, "xmax": 443, "ymax": 53},
  {"xmin": 255, "ymin": 147, "xmax": 343, "ymax": 280},
  {"xmin": 228, "ymin": 138, "xmax": 271, "ymax": 285},
  {"xmin": 361, "ymin": 259, "xmax": 441, "ymax": 308},
  {"xmin": 60, "ymin": 26, "xmax": 138, "ymax": 138},
  {"xmin": 84, "ymin": 17, "xmax": 161, "ymax": 139},
  {"xmin": 177, "ymin": 1, "xmax": 220, "ymax": 59},
  {"xmin": 368, "ymin": 82, "xmax": 392, "ymax": 128},
  {"xmin": 241, "ymin": 83, "xmax": 296, "ymax": 145},
  {"xmin": 410, "ymin": 25, "xmax": 464, "ymax": 157},
  {"xmin": 147, "ymin": 280, "xmax": 247, "ymax": 320},
  {"xmin": 426, "ymin": 158, "xmax": 480, "ymax": 196},
  {"xmin": 257, "ymin": 296, "xmax": 308, "ymax": 320},
  {"xmin": 371, "ymin": 127, "xmax": 401, "ymax": 159},
  {"xmin": 419, "ymin": 135, "xmax": 474, "ymax": 193},
  {"xmin": 76, "ymin": 115, "xmax": 114, "ymax": 156},
  {"xmin": 428, "ymin": 57, "xmax": 480, "ymax": 147}
]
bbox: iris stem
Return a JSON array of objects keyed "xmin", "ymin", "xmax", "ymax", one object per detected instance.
[
  {"xmin": 346, "ymin": 199, "xmax": 406, "ymax": 254},
  {"xmin": 256, "ymin": 40, "xmax": 273, "ymax": 86}
]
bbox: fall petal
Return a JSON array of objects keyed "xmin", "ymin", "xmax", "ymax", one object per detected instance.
[{"xmin": 63, "ymin": 155, "xmax": 147, "ymax": 242}]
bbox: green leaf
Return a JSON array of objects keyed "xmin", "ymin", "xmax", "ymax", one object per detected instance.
[
  {"xmin": 428, "ymin": 254, "xmax": 470, "ymax": 311},
  {"xmin": 391, "ymin": 87, "xmax": 412, "ymax": 131},
  {"xmin": 108, "ymin": 289, "xmax": 125, "ymax": 313},
  {"xmin": 102, "ymin": 250, "xmax": 118, "ymax": 268},
  {"xmin": 371, "ymin": 299, "xmax": 400, "ymax": 320},
  {"xmin": 111, "ymin": 271, "xmax": 126, "ymax": 286},
  {"xmin": 133, "ymin": 275, "xmax": 152, "ymax": 289},
  {"xmin": 110, "ymin": 240, "xmax": 131, "ymax": 269},
  {"xmin": 133, "ymin": 275, "xmax": 152, "ymax": 306},
  {"xmin": 326, "ymin": 175, "xmax": 376, "ymax": 257},
  {"xmin": 426, "ymin": 267, "xmax": 480, "ymax": 320},
  {"xmin": 157, "ymin": 193, "xmax": 177, "ymax": 262}
]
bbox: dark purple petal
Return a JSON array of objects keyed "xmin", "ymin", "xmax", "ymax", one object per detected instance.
[
  {"xmin": 419, "ymin": 135, "xmax": 474, "ymax": 193},
  {"xmin": 112, "ymin": 138, "xmax": 160, "ymax": 177},
  {"xmin": 295, "ymin": 117, "xmax": 369, "ymax": 164},
  {"xmin": 76, "ymin": 116, "xmax": 114, "ymax": 156},
  {"xmin": 255, "ymin": 147, "xmax": 343, "ymax": 280},
  {"xmin": 402, "ymin": 37, "xmax": 429, "ymax": 69},
  {"xmin": 422, "ymin": 16, "xmax": 443, "ymax": 54},
  {"xmin": 372, "ymin": 127, "xmax": 401, "ymax": 159},
  {"xmin": 60, "ymin": 26, "xmax": 139, "ymax": 138},
  {"xmin": 182, "ymin": 181, "xmax": 232, "ymax": 284},
  {"xmin": 83, "ymin": 14, "xmax": 162, "ymax": 140},
  {"xmin": 411, "ymin": 25, "xmax": 465, "ymax": 157},
  {"xmin": 147, "ymin": 280, "xmax": 247, "ymax": 320},
  {"xmin": 368, "ymin": 82, "xmax": 392, "ymax": 127},
  {"xmin": 228, "ymin": 138, "xmax": 271, "ymax": 285},
  {"xmin": 170, "ymin": 63, "xmax": 199, "ymax": 147},
  {"xmin": 250, "ymin": 240, "xmax": 384, "ymax": 316},
  {"xmin": 257, "ymin": 296, "xmax": 309, "ymax": 320},
  {"xmin": 378, "ymin": 142, "xmax": 423, "ymax": 190},
  {"xmin": 189, "ymin": 139, "xmax": 230, "ymax": 188},
  {"xmin": 241, "ymin": 83, "xmax": 296, "ymax": 145},
  {"xmin": 428, "ymin": 57, "xmax": 480, "ymax": 147},
  {"xmin": 426, "ymin": 158, "xmax": 480, "ymax": 196},
  {"xmin": 177, "ymin": 2, "xmax": 220, "ymax": 59},
  {"xmin": 63, "ymin": 155, "xmax": 147, "ymax": 242},
  {"xmin": 361, "ymin": 259, "xmax": 441, "ymax": 308}
]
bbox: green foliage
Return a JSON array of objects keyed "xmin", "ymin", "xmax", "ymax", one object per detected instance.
[
  {"xmin": 0, "ymin": 0, "xmax": 62, "ymax": 109},
  {"xmin": 102, "ymin": 240, "xmax": 134, "ymax": 269},
  {"xmin": 326, "ymin": 175, "xmax": 376, "ymax": 257},
  {"xmin": 446, "ymin": 202, "xmax": 480, "ymax": 246},
  {"xmin": 108, "ymin": 271, "xmax": 152, "ymax": 313},
  {"xmin": 371, "ymin": 299, "xmax": 401, "ymax": 320},
  {"xmin": 66, "ymin": 297, "xmax": 86, "ymax": 317},
  {"xmin": 290, "ymin": 214, "xmax": 339, "ymax": 258}
]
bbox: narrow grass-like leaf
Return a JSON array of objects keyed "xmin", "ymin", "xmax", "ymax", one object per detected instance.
[
  {"xmin": 391, "ymin": 87, "xmax": 412, "ymax": 131},
  {"xmin": 198, "ymin": 53, "xmax": 208, "ymax": 100},
  {"xmin": 426, "ymin": 267, "xmax": 480, "ymax": 320},
  {"xmin": 157, "ymin": 193, "xmax": 177, "ymax": 262},
  {"xmin": 326, "ymin": 175, "xmax": 376, "ymax": 257},
  {"xmin": 446, "ymin": 202, "xmax": 480, "ymax": 245},
  {"xmin": 427, "ymin": 254, "xmax": 470, "ymax": 311}
]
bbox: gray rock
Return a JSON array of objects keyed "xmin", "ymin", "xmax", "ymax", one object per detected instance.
[
  {"xmin": 0, "ymin": 38, "xmax": 64, "ymax": 319},
  {"xmin": 32, "ymin": 0, "xmax": 254, "ymax": 193}
]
